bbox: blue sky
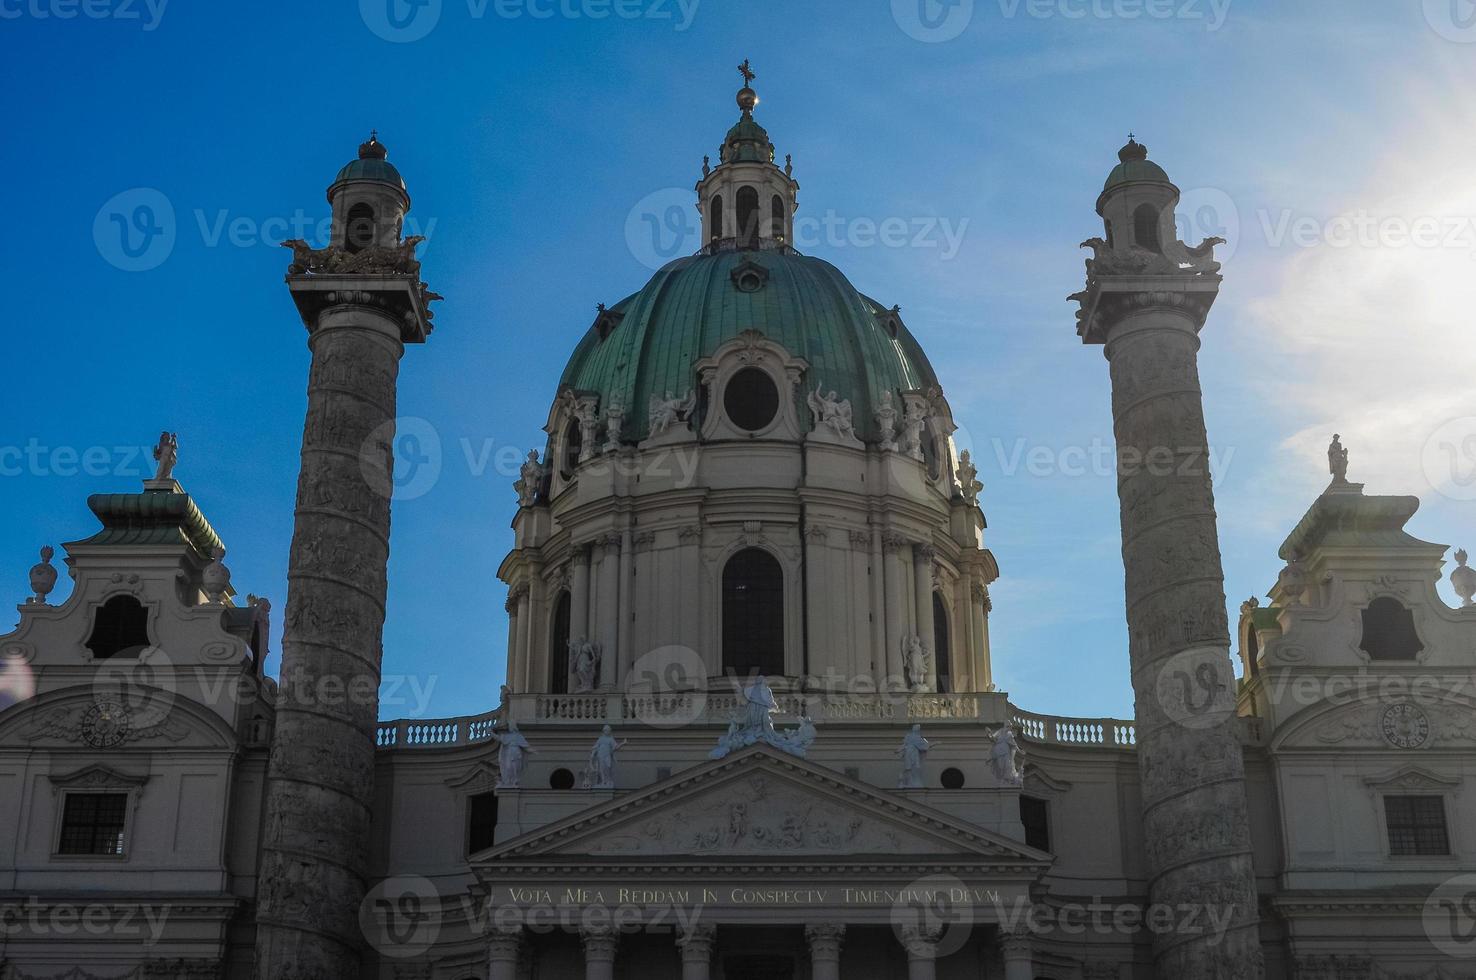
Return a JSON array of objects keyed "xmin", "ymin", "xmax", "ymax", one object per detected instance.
[{"xmin": 4, "ymin": 0, "xmax": 1475, "ymax": 723}]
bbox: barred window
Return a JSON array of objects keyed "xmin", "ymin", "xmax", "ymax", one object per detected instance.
[
  {"xmin": 467, "ymin": 791, "xmax": 498, "ymax": 855},
  {"xmin": 57, "ymin": 793, "xmax": 127, "ymax": 856},
  {"xmin": 1385, "ymin": 795, "xmax": 1449, "ymax": 856}
]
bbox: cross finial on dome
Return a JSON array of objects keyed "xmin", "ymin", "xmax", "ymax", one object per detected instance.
[
  {"xmin": 358, "ymin": 129, "xmax": 388, "ymax": 160},
  {"xmin": 739, "ymin": 59, "xmax": 755, "ymax": 86},
  {"xmin": 736, "ymin": 59, "xmax": 759, "ymax": 115}
]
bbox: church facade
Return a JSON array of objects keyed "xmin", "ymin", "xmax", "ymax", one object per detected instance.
[{"xmin": 2, "ymin": 70, "xmax": 1474, "ymax": 980}]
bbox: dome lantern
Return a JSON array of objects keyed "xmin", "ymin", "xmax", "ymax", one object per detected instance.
[
  {"xmin": 1095, "ymin": 133, "xmax": 1179, "ymax": 255},
  {"xmin": 326, "ymin": 130, "xmax": 411, "ymax": 253},
  {"xmin": 696, "ymin": 60, "xmax": 800, "ymax": 250}
]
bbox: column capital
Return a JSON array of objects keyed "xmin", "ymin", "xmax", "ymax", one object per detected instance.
[
  {"xmin": 486, "ymin": 924, "xmax": 524, "ymax": 963},
  {"xmin": 580, "ymin": 924, "xmax": 619, "ymax": 962},
  {"xmin": 1000, "ymin": 924, "xmax": 1034, "ymax": 959},
  {"xmin": 805, "ymin": 922, "xmax": 846, "ymax": 958},
  {"xmin": 913, "ymin": 543, "xmax": 936, "ymax": 564},
  {"xmin": 676, "ymin": 922, "xmax": 716, "ymax": 962},
  {"xmin": 882, "ymin": 531, "xmax": 912, "ymax": 554}
]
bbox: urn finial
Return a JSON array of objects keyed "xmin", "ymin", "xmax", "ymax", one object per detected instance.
[
  {"xmin": 1452, "ymin": 548, "xmax": 1475, "ymax": 609},
  {"xmin": 28, "ymin": 546, "xmax": 57, "ymax": 605},
  {"xmin": 201, "ymin": 546, "xmax": 231, "ymax": 604}
]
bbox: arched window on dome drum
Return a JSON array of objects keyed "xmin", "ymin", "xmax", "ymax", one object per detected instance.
[
  {"xmin": 770, "ymin": 194, "xmax": 785, "ymax": 241},
  {"xmin": 549, "ymin": 590, "xmax": 571, "ymax": 694},
  {"xmin": 736, "ymin": 185, "xmax": 760, "ymax": 246},
  {"xmin": 933, "ymin": 592, "xmax": 951, "ymax": 694},
  {"xmin": 1360, "ymin": 597, "xmax": 1424, "ymax": 661},
  {"xmin": 709, "ymin": 196, "xmax": 724, "ymax": 242},
  {"xmin": 561, "ymin": 419, "xmax": 582, "ymax": 479},
  {"xmin": 345, "ymin": 202, "xmax": 376, "ymax": 253},
  {"xmin": 1133, "ymin": 203, "xmax": 1161, "ymax": 253},
  {"xmin": 722, "ymin": 548, "xmax": 784, "ymax": 678}
]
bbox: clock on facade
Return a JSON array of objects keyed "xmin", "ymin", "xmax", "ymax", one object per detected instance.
[
  {"xmin": 81, "ymin": 699, "xmax": 132, "ymax": 748},
  {"xmin": 1380, "ymin": 702, "xmax": 1430, "ymax": 750}
]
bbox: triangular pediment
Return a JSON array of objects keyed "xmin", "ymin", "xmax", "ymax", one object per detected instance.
[{"xmin": 479, "ymin": 744, "xmax": 1049, "ymax": 867}]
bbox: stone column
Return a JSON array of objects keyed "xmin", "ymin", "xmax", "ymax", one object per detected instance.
[
  {"xmin": 570, "ymin": 543, "xmax": 592, "ymax": 646},
  {"xmin": 595, "ymin": 532, "xmax": 621, "ymax": 688},
  {"xmin": 255, "ymin": 295, "xmax": 424, "ymax": 977},
  {"xmin": 805, "ymin": 923, "xmax": 845, "ymax": 980},
  {"xmin": 505, "ymin": 591, "xmax": 523, "ymax": 691},
  {"xmin": 1000, "ymin": 928, "xmax": 1034, "ymax": 980},
  {"xmin": 617, "ymin": 527, "xmax": 634, "ymax": 679},
  {"xmin": 900, "ymin": 924, "xmax": 941, "ymax": 980},
  {"xmin": 1075, "ymin": 280, "xmax": 1262, "ymax": 975},
  {"xmin": 526, "ymin": 558, "xmax": 546, "ymax": 692},
  {"xmin": 971, "ymin": 582, "xmax": 992, "ymax": 692},
  {"xmin": 581, "ymin": 925, "xmax": 619, "ymax": 980},
  {"xmin": 805, "ymin": 524, "xmax": 829, "ymax": 678},
  {"xmin": 912, "ymin": 543, "xmax": 937, "ymax": 691},
  {"xmin": 882, "ymin": 531, "xmax": 910, "ymax": 689},
  {"xmin": 512, "ymin": 585, "xmax": 531, "ymax": 692},
  {"xmin": 676, "ymin": 922, "xmax": 716, "ymax": 980},
  {"xmin": 487, "ymin": 926, "xmax": 524, "ymax": 980}
]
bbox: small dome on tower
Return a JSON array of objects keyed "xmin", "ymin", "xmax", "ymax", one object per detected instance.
[
  {"xmin": 329, "ymin": 131, "xmax": 407, "ymax": 201},
  {"xmin": 1102, "ymin": 135, "xmax": 1170, "ymax": 191}
]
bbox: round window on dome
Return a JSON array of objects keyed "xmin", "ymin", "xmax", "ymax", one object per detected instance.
[
  {"xmin": 736, "ymin": 271, "xmax": 764, "ymax": 293},
  {"xmin": 723, "ymin": 368, "xmax": 779, "ymax": 432}
]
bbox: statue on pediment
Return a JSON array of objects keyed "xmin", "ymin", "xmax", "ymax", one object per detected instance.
[
  {"xmin": 490, "ymin": 719, "xmax": 536, "ymax": 789},
  {"xmin": 583, "ymin": 725, "xmax": 627, "ymax": 790},
  {"xmin": 990, "ymin": 723, "xmax": 1025, "ymax": 787},
  {"xmin": 897, "ymin": 724, "xmax": 932, "ymax": 789}
]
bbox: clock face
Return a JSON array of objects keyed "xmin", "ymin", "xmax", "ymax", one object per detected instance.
[
  {"xmin": 81, "ymin": 700, "xmax": 132, "ymax": 749},
  {"xmin": 1381, "ymin": 703, "xmax": 1430, "ymax": 750}
]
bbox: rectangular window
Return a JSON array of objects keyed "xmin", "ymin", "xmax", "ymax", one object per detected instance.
[
  {"xmin": 1385, "ymin": 795, "xmax": 1449, "ymax": 856},
  {"xmin": 1020, "ymin": 795, "xmax": 1051, "ymax": 853},
  {"xmin": 57, "ymin": 793, "xmax": 127, "ymax": 856},
  {"xmin": 467, "ymin": 791, "xmax": 498, "ymax": 855}
]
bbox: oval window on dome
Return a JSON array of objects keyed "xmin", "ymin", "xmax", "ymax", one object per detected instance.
[{"xmin": 723, "ymin": 368, "xmax": 779, "ymax": 432}]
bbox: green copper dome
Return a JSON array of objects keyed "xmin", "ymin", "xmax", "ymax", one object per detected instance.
[
  {"xmin": 328, "ymin": 134, "xmax": 407, "ymax": 199},
  {"xmin": 1101, "ymin": 137, "xmax": 1170, "ymax": 191},
  {"xmin": 560, "ymin": 250, "xmax": 938, "ymax": 442}
]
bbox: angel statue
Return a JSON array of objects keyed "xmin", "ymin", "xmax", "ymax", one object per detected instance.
[
  {"xmin": 648, "ymin": 389, "xmax": 697, "ymax": 437},
  {"xmin": 899, "ymin": 403, "xmax": 927, "ymax": 462},
  {"xmin": 583, "ymin": 724, "xmax": 628, "ymax": 790},
  {"xmin": 902, "ymin": 634, "xmax": 931, "ymax": 692},
  {"xmin": 490, "ymin": 719, "xmax": 536, "ymax": 789},
  {"xmin": 896, "ymin": 724, "xmax": 932, "ymax": 789},
  {"xmin": 152, "ymin": 431, "xmax": 179, "ymax": 482},
  {"xmin": 807, "ymin": 382, "xmax": 855, "ymax": 439}
]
